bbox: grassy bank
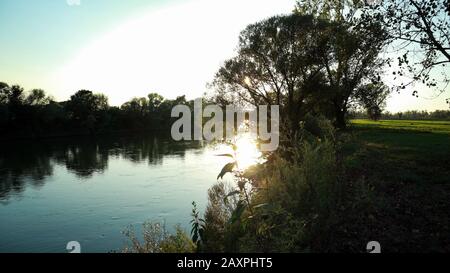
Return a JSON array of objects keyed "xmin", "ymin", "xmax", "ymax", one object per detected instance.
[
  {"xmin": 124, "ymin": 119, "xmax": 450, "ymax": 253},
  {"xmin": 343, "ymin": 119, "xmax": 450, "ymax": 252},
  {"xmin": 351, "ymin": 119, "xmax": 450, "ymax": 134}
]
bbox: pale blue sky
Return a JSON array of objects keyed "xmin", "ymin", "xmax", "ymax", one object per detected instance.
[
  {"xmin": 0, "ymin": 0, "xmax": 182, "ymax": 93},
  {"xmin": 0, "ymin": 0, "xmax": 448, "ymax": 111}
]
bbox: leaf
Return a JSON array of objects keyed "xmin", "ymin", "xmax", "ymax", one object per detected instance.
[
  {"xmin": 229, "ymin": 200, "xmax": 246, "ymax": 224},
  {"xmin": 253, "ymin": 203, "xmax": 269, "ymax": 209},
  {"xmin": 217, "ymin": 162, "xmax": 236, "ymax": 180},
  {"xmin": 191, "ymin": 223, "xmax": 198, "ymax": 236},
  {"xmin": 215, "ymin": 153, "xmax": 235, "ymax": 159},
  {"xmin": 192, "ymin": 233, "xmax": 199, "ymax": 244}
]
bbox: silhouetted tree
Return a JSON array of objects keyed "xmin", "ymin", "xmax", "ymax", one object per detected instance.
[
  {"xmin": 0, "ymin": 82, "xmax": 10, "ymax": 104},
  {"xmin": 0, "ymin": 82, "xmax": 10, "ymax": 128},
  {"xmin": 147, "ymin": 93, "xmax": 166, "ymax": 126},
  {"xmin": 296, "ymin": 0, "xmax": 389, "ymax": 128},
  {"xmin": 355, "ymin": 83, "xmax": 390, "ymax": 121},
  {"xmin": 26, "ymin": 89, "xmax": 51, "ymax": 106},
  {"xmin": 0, "ymin": 81, "xmax": 208, "ymax": 138},
  {"xmin": 65, "ymin": 90, "xmax": 109, "ymax": 134},
  {"xmin": 8, "ymin": 85, "xmax": 25, "ymax": 110},
  {"xmin": 212, "ymin": 14, "xmax": 333, "ymax": 134},
  {"xmin": 148, "ymin": 93, "xmax": 164, "ymax": 112}
]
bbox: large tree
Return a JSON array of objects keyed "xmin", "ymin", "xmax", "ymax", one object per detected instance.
[
  {"xmin": 26, "ymin": 89, "xmax": 51, "ymax": 106},
  {"xmin": 212, "ymin": 14, "xmax": 333, "ymax": 134},
  {"xmin": 324, "ymin": 21, "xmax": 388, "ymax": 128},
  {"xmin": 65, "ymin": 90, "xmax": 109, "ymax": 133},
  {"xmin": 296, "ymin": 0, "xmax": 389, "ymax": 128}
]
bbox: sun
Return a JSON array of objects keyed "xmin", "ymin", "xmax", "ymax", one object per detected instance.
[{"xmin": 234, "ymin": 134, "xmax": 263, "ymax": 170}]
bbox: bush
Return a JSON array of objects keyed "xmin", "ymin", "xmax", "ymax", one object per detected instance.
[
  {"xmin": 122, "ymin": 222, "xmax": 196, "ymax": 253},
  {"xmin": 200, "ymin": 117, "xmax": 378, "ymax": 252},
  {"xmin": 248, "ymin": 136, "xmax": 340, "ymax": 252},
  {"xmin": 201, "ymin": 118, "xmax": 347, "ymax": 252},
  {"xmin": 202, "ymin": 182, "xmax": 241, "ymax": 252}
]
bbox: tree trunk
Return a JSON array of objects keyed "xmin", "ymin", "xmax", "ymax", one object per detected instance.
[{"xmin": 334, "ymin": 107, "xmax": 347, "ymax": 130}]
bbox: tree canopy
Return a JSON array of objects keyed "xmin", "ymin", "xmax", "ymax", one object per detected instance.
[{"xmin": 212, "ymin": 12, "xmax": 389, "ymax": 131}]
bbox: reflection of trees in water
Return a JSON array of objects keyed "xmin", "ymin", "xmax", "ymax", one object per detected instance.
[
  {"xmin": 62, "ymin": 143, "xmax": 109, "ymax": 178},
  {"xmin": 0, "ymin": 144, "xmax": 54, "ymax": 200},
  {"xmin": 0, "ymin": 134, "xmax": 203, "ymax": 200},
  {"xmin": 119, "ymin": 136, "xmax": 164, "ymax": 164},
  {"xmin": 116, "ymin": 135, "xmax": 202, "ymax": 165}
]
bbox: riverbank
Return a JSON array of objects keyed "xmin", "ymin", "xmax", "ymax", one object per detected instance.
[{"xmin": 191, "ymin": 119, "xmax": 450, "ymax": 252}]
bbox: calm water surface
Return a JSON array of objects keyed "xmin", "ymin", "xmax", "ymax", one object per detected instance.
[{"xmin": 0, "ymin": 134, "xmax": 237, "ymax": 253}]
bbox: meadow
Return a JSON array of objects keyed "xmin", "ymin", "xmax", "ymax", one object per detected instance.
[
  {"xmin": 343, "ymin": 119, "xmax": 450, "ymax": 252},
  {"xmin": 351, "ymin": 119, "xmax": 450, "ymax": 134}
]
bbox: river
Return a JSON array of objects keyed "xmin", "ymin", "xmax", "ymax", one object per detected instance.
[{"xmin": 0, "ymin": 133, "xmax": 260, "ymax": 253}]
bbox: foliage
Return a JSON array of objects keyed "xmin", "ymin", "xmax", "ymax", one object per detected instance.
[
  {"xmin": 202, "ymin": 117, "xmax": 450, "ymax": 252},
  {"xmin": 212, "ymin": 14, "xmax": 336, "ymax": 133},
  {"xmin": 366, "ymin": 0, "xmax": 450, "ymax": 103},
  {"xmin": 0, "ymin": 81, "xmax": 191, "ymax": 139},
  {"xmin": 245, "ymin": 118, "xmax": 346, "ymax": 251},
  {"xmin": 200, "ymin": 114, "xmax": 450, "ymax": 252},
  {"xmin": 190, "ymin": 201, "xmax": 205, "ymax": 251},
  {"xmin": 295, "ymin": 0, "xmax": 367, "ymax": 22},
  {"xmin": 201, "ymin": 118, "xmax": 363, "ymax": 252},
  {"xmin": 295, "ymin": 0, "xmax": 390, "ymax": 128},
  {"xmin": 355, "ymin": 83, "xmax": 390, "ymax": 120},
  {"xmin": 65, "ymin": 90, "xmax": 109, "ymax": 133},
  {"xmin": 202, "ymin": 182, "xmax": 240, "ymax": 252},
  {"xmin": 213, "ymin": 10, "xmax": 389, "ymax": 132},
  {"xmin": 122, "ymin": 221, "xmax": 196, "ymax": 253}
]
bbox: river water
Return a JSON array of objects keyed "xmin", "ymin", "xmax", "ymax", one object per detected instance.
[{"xmin": 0, "ymin": 134, "xmax": 259, "ymax": 253}]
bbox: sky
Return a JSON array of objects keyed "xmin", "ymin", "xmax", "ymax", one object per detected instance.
[{"xmin": 0, "ymin": 0, "xmax": 448, "ymax": 112}]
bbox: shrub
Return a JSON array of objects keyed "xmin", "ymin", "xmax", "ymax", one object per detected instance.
[
  {"xmin": 202, "ymin": 182, "xmax": 240, "ymax": 252},
  {"xmin": 201, "ymin": 117, "xmax": 377, "ymax": 252},
  {"xmin": 248, "ymin": 136, "xmax": 341, "ymax": 251},
  {"xmin": 122, "ymin": 222, "xmax": 196, "ymax": 253},
  {"xmin": 200, "ymin": 117, "xmax": 345, "ymax": 252}
]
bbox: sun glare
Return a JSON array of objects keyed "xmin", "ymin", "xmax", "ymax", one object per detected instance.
[
  {"xmin": 234, "ymin": 135, "xmax": 263, "ymax": 170},
  {"xmin": 212, "ymin": 133, "xmax": 263, "ymax": 171},
  {"xmin": 52, "ymin": 0, "xmax": 295, "ymax": 105}
]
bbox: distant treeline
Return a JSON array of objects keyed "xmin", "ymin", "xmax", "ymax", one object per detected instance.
[
  {"xmin": 350, "ymin": 110, "xmax": 450, "ymax": 121},
  {"xmin": 0, "ymin": 82, "xmax": 195, "ymax": 139}
]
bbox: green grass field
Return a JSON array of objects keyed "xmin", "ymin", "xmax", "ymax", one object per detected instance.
[
  {"xmin": 351, "ymin": 119, "xmax": 450, "ymax": 134},
  {"xmin": 351, "ymin": 119, "xmax": 450, "ymax": 158},
  {"xmin": 344, "ymin": 119, "xmax": 450, "ymax": 252}
]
